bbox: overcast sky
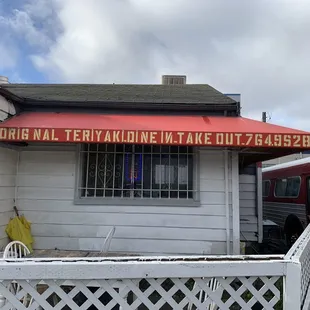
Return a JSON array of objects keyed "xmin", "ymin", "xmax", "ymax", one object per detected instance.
[{"xmin": 0, "ymin": 0, "xmax": 310, "ymax": 130}]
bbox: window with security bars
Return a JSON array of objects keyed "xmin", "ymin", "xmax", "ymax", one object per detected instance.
[{"xmin": 78, "ymin": 144, "xmax": 194, "ymax": 199}]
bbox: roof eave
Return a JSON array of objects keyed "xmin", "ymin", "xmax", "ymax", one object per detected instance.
[
  {"xmin": 239, "ymin": 148, "xmax": 310, "ymax": 166},
  {"xmin": 0, "ymin": 87, "xmax": 24, "ymax": 103},
  {"xmin": 0, "ymin": 87, "xmax": 240, "ymax": 115},
  {"xmin": 21, "ymin": 100, "xmax": 241, "ymax": 115}
]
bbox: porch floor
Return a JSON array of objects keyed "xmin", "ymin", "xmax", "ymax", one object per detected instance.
[{"xmin": 27, "ymin": 249, "xmax": 139, "ymax": 258}]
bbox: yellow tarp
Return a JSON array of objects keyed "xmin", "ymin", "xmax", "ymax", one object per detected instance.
[{"xmin": 5, "ymin": 215, "xmax": 34, "ymax": 252}]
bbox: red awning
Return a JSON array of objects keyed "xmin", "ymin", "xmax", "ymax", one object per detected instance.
[{"xmin": 0, "ymin": 112, "xmax": 309, "ymax": 149}]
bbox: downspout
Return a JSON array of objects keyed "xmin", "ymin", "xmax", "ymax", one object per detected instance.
[
  {"xmin": 224, "ymin": 149, "xmax": 230, "ymax": 254},
  {"xmin": 256, "ymin": 162, "xmax": 263, "ymax": 243},
  {"xmin": 14, "ymin": 151, "xmax": 20, "ymax": 211}
]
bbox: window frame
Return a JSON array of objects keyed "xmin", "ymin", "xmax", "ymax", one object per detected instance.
[
  {"xmin": 74, "ymin": 144, "xmax": 200, "ymax": 206},
  {"xmin": 274, "ymin": 176, "xmax": 301, "ymax": 198},
  {"xmin": 262, "ymin": 180, "xmax": 271, "ymax": 197}
]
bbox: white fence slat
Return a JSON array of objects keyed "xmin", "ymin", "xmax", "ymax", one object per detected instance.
[
  {"xmin": 21, "ymin": 280, "xmax": 56, "ymax": 310},
  {"xmin": 251, "ymin": 276, "xmax": 280, "ymax": 308},
  {"xmin": 302, "ymin": 287, "xmax": 310, "ymax": 310},
  {"xmin": 125, "ymin": 279, "xmax": 157, "ymax": 310},
  {"xmin": 217, "ymin": 277, "xmax": 251, "ymax": 309},
  {"xmin": 188, "ymin": 278, "xmax": 227, "ymax": 310},
  {"xmin": 179, "ymin": 278, "xmax": 203, "ymax": 310},
  {"xmin": 284, "ymin": 262, "xmax": 301, "ymax": 310},
  {"xmin": 45, "ymin": 279, "xmax": 78, "ymax": 309},
  {"xmin": 284, "ymin": 223, "xmax": 310, "ymax": 309},
  {"xmin": 150, "ymin": 279, "xmax": 175, "ymax": 309},
  {"xmin": 79, "ymin": 282, "xmax": 113, "ymax": 310},
  {"xmin": 148, "ymin": 278, "xmax": 181, "ymax": 309},
  {"xmin": 0, "ymin": 275, "xmax": 284, "ymax": 310},
  {"xmin": 53, "ymin": 284, "xmax": 81, "ymax": 310},
  {"xmin": 242, "ymin": 277, "xmax": 274, "ymax": 309},
  {"xmin": 76, "ymin": 280, "xmax": 122, "ymax": 310},
  {"xmin": 0, "ymin": 259, "xmax": 286, "ymax": 280},
  {"xmin": 0, "ymin": 284, "xmax": 27, "ymax": 310}
]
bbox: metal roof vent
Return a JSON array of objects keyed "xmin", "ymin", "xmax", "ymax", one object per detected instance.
[
  {"xmin": 0, "ymin": 76, "xmax": 9, "ymax": 84},
  {"xmin": 162, "ymin": 75, "xmax": 186, "ymax": 85}
]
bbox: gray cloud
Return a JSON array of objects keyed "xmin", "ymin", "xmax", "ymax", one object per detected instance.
[{"xmin": 3, "ymin": 0, "xmax": 310, "ymax": 130}]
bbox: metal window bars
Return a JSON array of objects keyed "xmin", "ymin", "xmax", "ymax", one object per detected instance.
[{"xmin": 79, "ymin": 144, "xmax": 194, "ymax": 199}]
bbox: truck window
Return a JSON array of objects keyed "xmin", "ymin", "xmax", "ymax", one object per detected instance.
[
  {"xmin": 262, "ymin": 180, "xmax": 271, "ymax": 197},
  {"xmin": 275, "ymin": 177, "xmax": 300, "ymax": 198}
]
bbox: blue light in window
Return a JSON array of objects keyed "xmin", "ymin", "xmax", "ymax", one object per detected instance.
[
  {"xmin": 124, "ymin": 153, "xmax": 130, "ymax": 182},
  {"xmin": 125, "ymin": 153, "xmax": 142, "ymax": 182},
  {"xmin": 135, "ymin": 154, "xmax": 142, "ymax": 182}
]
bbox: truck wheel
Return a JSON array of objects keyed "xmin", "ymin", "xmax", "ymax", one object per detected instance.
[{"xmin": 284, "ymin": 214, "xmax": 303, "ymax": 248}]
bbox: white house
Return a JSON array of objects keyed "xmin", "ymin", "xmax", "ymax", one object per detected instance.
[{"xmin": 0, "ymin": 75, "xmax": 309, "ymax": 257}]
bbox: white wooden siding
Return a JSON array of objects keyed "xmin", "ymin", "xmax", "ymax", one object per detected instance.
[
  {"xmin": 0, "ymin": 146, "xmax": 17, "ymax": 249},
  {"xmin": 232, "ymin": 152, "xmax": 240, "ymax": 254},
  {"xmin": 16, "ymin": 145, "xmax": 235, "ymax": 255},
  {"xmin": 239, "ymin": 174, "xmax": 258, "ymax": 242}
]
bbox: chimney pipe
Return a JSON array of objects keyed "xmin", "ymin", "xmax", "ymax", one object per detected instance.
[{"xmin": 162, "ymin": 75, "xmax": 186, "ymax": 85}]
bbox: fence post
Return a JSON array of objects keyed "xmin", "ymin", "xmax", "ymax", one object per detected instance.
[{"xmin": 283, "ymin": 261, "xmax": 301, "ymax": 310}]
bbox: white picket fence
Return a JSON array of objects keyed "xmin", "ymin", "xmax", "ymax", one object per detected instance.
[{"xmin": 0, "ymin": 225, "xmax": 310, "ymax": 309}]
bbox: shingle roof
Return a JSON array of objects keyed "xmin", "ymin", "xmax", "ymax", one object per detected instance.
[{"xmin": 0, "ymin": 83, "xmax": 237, "ymax": 105}]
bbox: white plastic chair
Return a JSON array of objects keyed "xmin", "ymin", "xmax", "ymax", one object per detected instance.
[
  {"xmin": 3, "ymin": 241, "xmax": 31, "ymax": 259},
  {"xmin": 101, "ymin": 226, "xmax": 116, "ymax": 253},
  {"xmin": 100, "ymin": 227, "xmax": 132, "ymax": 308},
  {"xmin": 188, "ymin": 277, "xmax": 223, "ymax": 310},
  {"xmin": 2, "ymin": 241, "xmax": 32, "ymax": 309}
]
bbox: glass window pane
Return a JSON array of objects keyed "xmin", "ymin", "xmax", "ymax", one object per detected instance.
[
  {"xmin": 80, "ymin": 144, "xmax": 194, "ymax": 200},
  {"xmin": 106, "ymin": 144, "xmax": 115, "ymax": 152},
  {"xmin": 152, "ymin": 154, "xmax": 160, "ymax": 189},
  {"xmin": 115, "ymin": 144, "xmax": 124, "ymax": 153},
  {"xmin": 152, "ymin": 145, "xmax": 161, "ymax": 154},
  {"xmin": 124, "ymin": 144, "xmax": 133, "ymax": 152},
  {"xmin": 143, "ymin": 145, "xmax": 152, "ymax": 153},
  {"xmin": 275, "ymin": 177, "xmax": 300, "ymax": 197},
  {"xmin": 262, "ymin": 181, "xmax": 270, "ymax": 197},
  {"xmin": 187, "ymin": 154, "xmax": 193, "ymax": 191},
  {"xmin": 98, "ymin": 144, "xmax": 106, "ymax": 152},
  {"xmin": 161, "ymin": 146, "xmax": 170, "ymax": 153},
  {"xmin": 179, "ymin": 154, "xmax": 188, "ymax": 189},
  {"xmin": 143, "ymin": 154, "xmax": 151, "ymax": 191},
  {"xmin": 133, "ymin": 154, "xmax": 143, "ymax": 197},
  {"xmin": 285, "ymin": 177, "xmax": 300, "ymax": 197},
  {"xmin": 135, "ymin": 145, "xmax": 143, "ymax": 153},
  {"xmin": 96, "ymin": 153, "xmax": 107, "ymax": 189},
  {"xmin": 179, "ymin": 146, "xmax": 187, "ymax": 153},
  {"xmin": 170, "ymin": 146, "xmax": 179, "ymax": 153},
  {"xmin": 275, "ymin": 179, "xmax": 287, "ymax": 197},
  {"xmin": 89, "ymin": 144, "xmax": 97, "ymax": 152},
  {"xmin": 85, "ymin": 152, "xmax": 97, "ymax": 196},
  {"xmin": 114, "ymin": 154, "xmax": 124, "ymax": 189},
  {"xmin": 123, "ymin": 153, "xmax": 133, "ymax": 197},
  {"xmin": 169, "ymin": 155, "xmax": 178, "ymax": 190}
]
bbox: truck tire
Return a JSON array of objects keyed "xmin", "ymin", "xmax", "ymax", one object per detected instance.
[{"xmin": 284, "ymin": 214, "xmax": 304, "ymax": 248}]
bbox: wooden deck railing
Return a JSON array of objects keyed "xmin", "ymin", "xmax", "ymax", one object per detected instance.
[
  {"xmin": 0, "ymin": 254, "xmax": 286, "ymax": 309},
  {"xmin": 1, "ymin": 225, "xmax": 310, "ymax": 309},
  {"xmin": 284, "ymin": 222, "xmax": 310, "ymax": 310}
]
